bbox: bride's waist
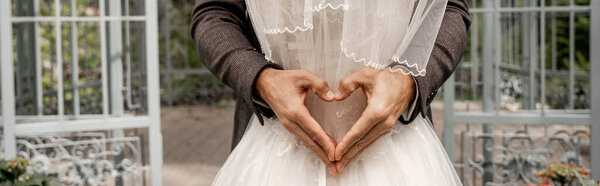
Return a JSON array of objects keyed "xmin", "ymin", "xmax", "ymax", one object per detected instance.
[{"xmin": 302, "ymin": 91, "xmax": 368, "ymax": 141}]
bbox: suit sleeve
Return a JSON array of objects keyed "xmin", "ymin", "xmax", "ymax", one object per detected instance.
[
  {"xmin": 191, "ymin": 0, "xmax": 280, "ymax": 125},
  {"xmin": 399, "ymin": 0, "xmax": 472, "ymax": 124}
]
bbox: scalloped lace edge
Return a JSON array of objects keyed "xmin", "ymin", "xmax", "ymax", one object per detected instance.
[
  {"xmin": 264, "ymin": 22, "xmax": 314, "ymax": 34},
  {"xmin": 391, "ymin": 55, "xmax": 426, "ymax": 76},
  {"xmin": 340, "ymin": 42, "xmax": 426, "ymax": 76},
  {"xmin": 261, "ymin": 43, "xmax": 427, "ymax": 77},
  {"xmin": 308, "ymin": 2, "xmax": 348, "ymax": 12}
]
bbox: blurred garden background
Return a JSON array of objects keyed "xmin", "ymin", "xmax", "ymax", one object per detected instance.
[
  {"xmin": 157, "ymin": 0, "xmax": 598, "ymax": 184},
  {"xmin": 0, "ymin": 0, "xmax": 598, "ymax": 185}
]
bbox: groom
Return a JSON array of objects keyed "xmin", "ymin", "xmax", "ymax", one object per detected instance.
[{"xmin": 192, "ymin": 0, "xmax": 471, "ymax": 175}]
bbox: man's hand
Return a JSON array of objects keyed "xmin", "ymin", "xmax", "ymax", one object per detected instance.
[
  {"xmin": 256, "ymin": 68, "xmax": 338, "ymax": 175},
  {"xmin": 333, "ymin": 68, "xmax": 415, "ymax": 173}
]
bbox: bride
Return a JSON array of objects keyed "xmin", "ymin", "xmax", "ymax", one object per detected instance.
[{"xmin": 192, "ymin": 0, "xmax": 470, "ymax": 185}]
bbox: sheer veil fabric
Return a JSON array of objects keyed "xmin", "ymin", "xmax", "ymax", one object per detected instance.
[
  {"xmin": 212, "ymin": 0, "xmax": 462, "ymax": 185},
  {"xmin": 247, "ymin": 0, "xmax": 447, "ymax": 77}
]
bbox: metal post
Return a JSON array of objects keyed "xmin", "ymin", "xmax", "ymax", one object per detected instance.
[
  {"xmin": 471, "ymin": 10, "xmax": 479, "ymax": 102},
  {"xmin": 107, "ymin": 1, "xmax": 125, "ymax": 185},
  {"xmin": 521, "ymin": 0, "xmax": 532, "ymax": 110},
  {"xmin": 481, "ymin": 0, "xmax": 495, "ymax": 183},
  {"xmin": 100, "ymin": 0, "xmax": 110, "ymax": 116},
  {"xmin": 568, "ymin": 2, "xmax": 575, "ymax": 110},
  {"xmin": 35, "ymin": 0, "xmax": 43, "ymax": 115},
  {"xmin": 54, "ymin": 0, "xmax": 64, "ymax": 120},
  {"xmin": 443, "ymin": 74, "xmax": 456, "ymax": 161},
  {"xmin": 528, "ymin": 1, "xmax": 539, "ymax": 111},
  {"xmin": 146, "ymin": 0, "xmax": 164, "ymax": 185},
  {"xmin": 1, "ymin": 0, "xmax": 17, "ymax": 158},
  {"xmin": 540, "ymin": 0, "xmax": 547, "ymax": 117},
  {"xmin": 590, "ymin": 0, "xmax": 600, "ymax": 180},
  {"xmin": 108, "ymin": 0, "xmax": 124, "ymax": 116},
  {"xmin": 71, "ymin": 0, "xmax": 80, "ymax": 116},
  {"xmin": 494, "ymin": 1, "xmax": 501, "ymax": 113},
  {"xmin": 551, "ymin": 0, "xmax": 557, "ymax": 72}
]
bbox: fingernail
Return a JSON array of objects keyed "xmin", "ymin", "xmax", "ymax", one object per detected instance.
[
  {"xmin": 326, "ymin": 91, "xmax": 334, "ymax": 100},
  {"xmin": 334, "ymin": 91, "xmax": 342, "ymax": 99},
  {"xmin": 335, "ymin": 153, "xmax": 341, "ymax": 161},
  {"xmin": 328, "ymin": 153, "xmax": 334, "ymax": 162}
]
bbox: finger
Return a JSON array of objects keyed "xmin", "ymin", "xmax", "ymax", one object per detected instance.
[
  {"xmin": 283, "ymin": 120, "xmax": 336, "ymax": 173},
  {"xmin": 303, "ymin": 73, "xmax": 334, "ymax": 102},
  {"xmin": 335, "ymin": 72, "xmax": 362, "ymax": 101},
  {"xmin": 293, "ymin": 108, "xmax": 337, "ymax": 162},
  {"xmin": 334, "ymin": 107, "xmax": 384, "ymax": 161},
  {"xmin": 328, "ymin": 134, "xmax": 337, "ymax": 147},
  {"xmin": 335, "ymin": 131, "xmax": 388, "ymax": 173}
]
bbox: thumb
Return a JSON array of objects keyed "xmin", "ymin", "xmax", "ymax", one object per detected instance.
[
  {"xmin": 335, "ymin": 74, "xmax": 361, "ymax": 101},
  {"xmin": 305, "ymin": 74, "xmax": 335, "ymax": 102}
]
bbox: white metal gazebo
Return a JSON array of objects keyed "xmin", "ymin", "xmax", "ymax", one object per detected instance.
[
  {"xmin": 441, "ymin": 0, "xmax": 599, "ymax": 185},
  {"xmin": 0, "ymin": 0, "xmax": 162, "ymax": 185}
]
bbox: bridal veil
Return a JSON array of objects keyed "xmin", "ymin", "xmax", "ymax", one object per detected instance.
[{"xmin": 245, "ymin": 0, "xmax": 447, "ymax": 77}]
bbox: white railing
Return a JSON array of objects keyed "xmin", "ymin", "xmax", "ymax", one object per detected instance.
[
  {"xmin": 442, "ymin": 0, "xmax": 599, "ymax": 185},
  {"xmin": 0, "ymin": 1, "xmax": 162, "ymax": 185}
]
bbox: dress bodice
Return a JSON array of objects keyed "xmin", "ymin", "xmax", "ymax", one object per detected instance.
[
  {"xmin": 245, "ymin": 0, "xmax": 445, "ymax": 141},
  {"xmin": 255, "ymin": 5, "xmax": 373, "ymax": 141}
]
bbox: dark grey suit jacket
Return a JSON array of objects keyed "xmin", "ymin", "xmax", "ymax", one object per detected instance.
[{"xmin": 191, "ymin": 0, "xmax": 472, "ymax": 149}]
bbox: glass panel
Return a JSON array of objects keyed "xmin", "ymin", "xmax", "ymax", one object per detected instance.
[
  {"xmin": 62, "ymin": 22, "xmax": 75, "ymax": 115},
  {"xmin": 0, "ymin": 22, "xmax": 1, "ymax": 112},
  {"xmin": 120, "ymin": 21, "xmax": 147, "ymax": 114},
  {"xmin": 13, "ymin": 22, "xmax": 38, "ymax": 115},
  {"xmin": 105, "ymin": 0, "xmax": 145, "ymax": 16},
  {"xmin": 104, "ymin": 20, "xmax": 149, "ymax": 115},
  {"xmin": 574, "ymin": 13, "xmax": 590, "ymax": 74},
  {"xmin": 39, "ymin": 0, "xmax": 56, "ymax": 16},
  {"xmin": 76, "ymin": 21, "xmax": 102, "ymax": 114},
  {"xmin": 575, "ymin": 0, "xmax": 590, "ymax": 6},
  {"xmin": 11, "ymin": 0, "xmax": 71, "ymax": 17},
  {"xmin": 11, "ymin": 0, "xmax": 36, "ymax": 17},
  {"xmin": 498, "ymin": 12, "xmax": 528, "ymax": 111},
  {"xmin": 61, "ymin": 0, "xmax": 72, "ymax": 16},
  {"xmin": 542, "ymin": 12, "xmax": 591, "ymax": 111},
  {"xmin": 76, "ymin": 0, "xmax": 99, "ymax": 17},
  {"xmin": 547, "ymin": 0, "xmax": 570, "ymax": 6},
  {"xmin": 39, "ymin": 22, "xmax": 58, "ymax": 115},
  {"xmin": 12, "ymin": 22, "xmax": 60, "ymax": 117}
]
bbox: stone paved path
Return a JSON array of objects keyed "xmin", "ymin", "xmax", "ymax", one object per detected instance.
[{"xmin": 161, "ymin": 105, "xmax": 234, "ymax": 186}]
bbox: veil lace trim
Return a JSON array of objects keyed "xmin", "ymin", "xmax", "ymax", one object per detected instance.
[
  {"xmin": 264, "ymin": 22, "xmax": 314, "ymax": 34},
  {"xmin": 308, "ymin": 2, "xmax": 348, "ymax": 12},
  {"xmin": 248, "ymin": 0, "xmax": 446, "ymax": 77},
  {"xmin": 341, "ymin": 41, "xmax": 427, "ymax": 76},
  {"xmin": 262, "ymin": 42, "xmax": 426, "ymax": 76}
]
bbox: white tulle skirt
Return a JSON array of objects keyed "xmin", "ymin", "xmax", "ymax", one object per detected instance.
[{"xmin": 212, "ymin": 114, "xmax": 462, "ymax": 186}]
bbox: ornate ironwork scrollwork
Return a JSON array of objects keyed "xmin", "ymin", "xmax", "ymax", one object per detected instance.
[
  {"xmin": 460, "ymin": 129, "xmax": 590, "ymax": 186},
  {"xmin": 16, "ymin": 133, "xmax": 145, "ymax": 186}
]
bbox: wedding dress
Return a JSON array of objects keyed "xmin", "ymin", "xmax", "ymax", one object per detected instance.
[{"xmin": 212, "ymin": 0, "xmax": 462, "ymax": 185}]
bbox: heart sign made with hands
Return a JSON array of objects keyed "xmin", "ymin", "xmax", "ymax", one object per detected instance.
[
  {"xmin": 332, "ymin": 67, "xmax": 415, "ymax": 174},
  {"xmin": 256, "ymin": 67, "xmax": 415, "ymax": 176}
]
